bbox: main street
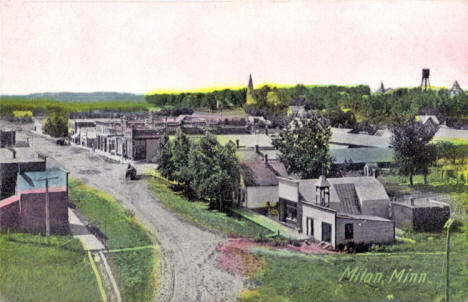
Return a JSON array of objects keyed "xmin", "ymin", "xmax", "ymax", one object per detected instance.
[{"xmin": 21, "ymin": 125, "xmax": 244, "ymax": 302}]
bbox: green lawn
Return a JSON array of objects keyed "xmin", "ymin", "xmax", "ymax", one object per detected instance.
[
  {"xmin": 147, "ymin": 175, "xmax": 270, "ymax": 238},
  {"xmin": 0, "ymin": 233, "xmax": 100, "ymax": 302},
  {"xmin": 69, "ymin": 180, "xmax": 158, "ymax": 302},
  {"xmin": 241, "ymin": 230, "xmax": 467, "ymax": 302}
]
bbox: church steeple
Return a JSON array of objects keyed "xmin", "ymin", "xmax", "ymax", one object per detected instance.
[{"xmin": 248, "ymin": 74, "xmax": 254, "ymax": 91}]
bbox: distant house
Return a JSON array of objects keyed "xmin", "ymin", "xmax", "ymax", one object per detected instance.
[
  {"xmin": 392, "ymin": 198, "xmax": 450, "ymax": 232},
  {"xmin": 278, "ymin": 176, "xmax": 394, "ymax": 248},
  {"xmin": 0, "ymin": 168, "xmax": 69, "ymax": 235},
  {"xmin": 0, "ymin": 129, "xmax": 16, "ymax": 148},
  {"xmin": 288, "ymin": 106, "xmax": 306, "ymax": 117},
  {"xmin": 416, "ymin": 115, "xmax": 440, "ymax": 126},
  {"xmin": 449, "ymin": 81, "xmax": 463, "ymax": 96}
]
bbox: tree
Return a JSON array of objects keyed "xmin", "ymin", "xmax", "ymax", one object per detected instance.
[
  {"xmin": 156, "ymin": 134, "xmax": 175, "ymax": 180},
  {"xmin": 187, "ymin": 134, "xmax": 240, "ymax": 212},
  {"xmin": 42, "ymin": 110, "xmax": 68, "ymax": 137},
  {"xmin": 273, "ymin": 113, "xmax": 333, "ymax": 179},
  {"xmin": 391, "ymin": 122, "xmax": 438, "ymax": 185},
  {"xmin": 171, "ymin": 129, "xmax": 193, "ymax": 195}
]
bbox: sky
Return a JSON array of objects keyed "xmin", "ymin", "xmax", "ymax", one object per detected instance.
[{"xmin": 1, "ymin": 0, "xmax": 467, "ymax": 94}]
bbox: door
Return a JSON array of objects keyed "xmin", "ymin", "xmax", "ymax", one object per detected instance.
[{"xmin": 322, "ymin": 222, "xmax": 332, "ymax": 243}]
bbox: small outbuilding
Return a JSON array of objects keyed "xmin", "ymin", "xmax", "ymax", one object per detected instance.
[
  {"xmin": 392, "ymin": 198, "xmax": 450, "ymax": 232},
  {"xmin": 0, "ymin": 168, "xmax": 70, "ymax": 235}
]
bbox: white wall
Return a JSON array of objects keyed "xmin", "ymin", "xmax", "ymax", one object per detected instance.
[
  {"xmin": 278, "ymin": 178, "xmax": 299, "ymax": 202},
  {"xmin": 246, "ymin": 186, "xmax": 278, "ymax": 208},
  {"xmin": 302, "ymin": 204, "xmax": 336, "ymax": 246}
]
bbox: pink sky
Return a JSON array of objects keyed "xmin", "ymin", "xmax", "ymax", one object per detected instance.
[{"xmin": 1, "ymin": 0, "xmax": 467, "ymax": 94}]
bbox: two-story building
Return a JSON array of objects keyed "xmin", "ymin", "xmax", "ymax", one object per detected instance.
[{"xmin": 278, "ymin": 175, "xmax": 395, "ymax": 248}]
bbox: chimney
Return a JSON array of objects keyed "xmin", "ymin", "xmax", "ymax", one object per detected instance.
[
  {"xmin": 265, "ymin": 128, "xmax": 269, "ymax": 135},
  {"xmin": 255, "ymin": 145, "xmax": 259, "ymax": 154},
  {"xmin": 236, "ymin": 139, "xmax": 239, "ymax": 149},
  {"xmin": 264, "ymin": 154, "xmax": 268, "ymax": 163},
  {"xmin": 410, "ymin": 198, "xmax": 415, "ymax": 206}
]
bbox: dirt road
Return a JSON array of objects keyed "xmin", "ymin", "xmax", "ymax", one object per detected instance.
[{"xmin": 22, "ymin": 128, "xmax": 245, "ymax": 302}]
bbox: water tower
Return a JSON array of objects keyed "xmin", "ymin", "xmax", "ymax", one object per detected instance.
[{"xmin": 421, "ymin": 68, "xmax": 430, "ymax": 90}]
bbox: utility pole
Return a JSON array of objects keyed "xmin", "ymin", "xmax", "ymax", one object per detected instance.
[
  {"xmin": 36, "ymin": 176, "xmax": 59, "ymax": 236},
  {"xmin": 444, "ymin": 218, "xmax": 454, "ymax": 302}
]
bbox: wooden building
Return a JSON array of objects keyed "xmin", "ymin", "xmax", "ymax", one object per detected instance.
[{"xmin": 278, "ymin": 176, "xmax": 395, "ymax": 248}]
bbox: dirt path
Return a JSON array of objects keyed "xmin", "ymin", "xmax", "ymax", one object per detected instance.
[{"xmin": 22, "ymin": 127, "xmax": 245, "ymax": 302}]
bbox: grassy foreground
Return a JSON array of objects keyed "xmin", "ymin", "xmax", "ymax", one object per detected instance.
[
  {"xmin": 147, "ymin": 175, "xmax": 270, "ymax": 238},
  {"xmin": 0, "ymin": 234, "xmax": 100, "ymax": 302},
  {"xmin": 241, "ymin": 230, "xmax": 468, "ymax": 302},
  {"xmin": 69, "ymin": 179, "xmax": 158, "ymax": 302}
]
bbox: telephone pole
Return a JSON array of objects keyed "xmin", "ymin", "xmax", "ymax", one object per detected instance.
[
  {"xmin": 444, "ymin": 218, "xmax": 454, "ymax": 302},
  {"xmin": 36, "ymin": 176, "xmax": 59, "ymax": 236}
]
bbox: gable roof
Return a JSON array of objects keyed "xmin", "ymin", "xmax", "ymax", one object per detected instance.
[
  {"xmin": 241, "ymin": 160, "xmax": 288, "ymax": 187},
  {"xmin": 450, "ymin": 81, "xmax": 463, "ymax": 95},
  {"xmin": 416, "ymin": 115, "xmax": 440, "ymax": 125}
]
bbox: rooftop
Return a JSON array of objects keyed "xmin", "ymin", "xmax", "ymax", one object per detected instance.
[
  {"xmin": 0, "ymin": 148, "xmax": 45, "ymax": 164},
  {"xmin": 331, "ymin": 147, "xmax": 394, "ymax": 164},
  {"xmin": 17, "ymin": 168, "xmax": 68, "ymax": 192},
  {"xmin": 241, "ymin": 160, "xmax": 288, "ymax": 187},
  {"xmin": 330, "ymin": 128, "xmax": 390, "ymax": 148},
  {"xmin": 393, "ymin": 198, "xmax": 449, "ymax": 209}
]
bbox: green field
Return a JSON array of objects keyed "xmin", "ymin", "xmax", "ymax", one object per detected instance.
[
  {"xmin": 0, "ymin": 233, "xmax": 100, "ymax": 302},
  {"xmin": 69, "ymin": 180, "xmax": 158, "ymax": 302},
  {"xmin": 242, "ymin": 230, "xmax": 467, "ymax": 302},
  {"xmin": 0, "ymin": 98, "xmax": 150, "ymax": 116},
  {"xmin": 147, "ymin": 175, "xmax": 270, "ymax": 238}
]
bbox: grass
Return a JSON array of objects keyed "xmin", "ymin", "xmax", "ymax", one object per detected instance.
[
  {"xmin": 241, "ymin": 229, "xmax": 467, "ymax": 302},
  {"xmin": 147, "ymin": 175, "xmax": 270, "ymax": 238},
  {"xmin": 0, "ymin": 98, "xmax": 150, "ymax": 116},
  {"xmin": 69, "ymin": 179, "xmax": 158, "ymax": 302},
  {"xmin": 0, "ymin": 233, "xmax": 101, "ymax": 302}
]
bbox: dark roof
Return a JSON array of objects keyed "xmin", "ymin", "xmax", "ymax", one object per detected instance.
[
  {"xmin": 333, "ymin": 183, "xmax": 361, "ymax": 214},
  {"xmin": 241, "ymin": 160, "xmax": 288, "ymax": 187}
]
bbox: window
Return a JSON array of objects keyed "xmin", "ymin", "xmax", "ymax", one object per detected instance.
[{"xmin": 345, "ymin": 223, "xmax": 354, "ymax": 240}]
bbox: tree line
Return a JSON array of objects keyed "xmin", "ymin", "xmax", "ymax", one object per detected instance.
[{"xmin": 157, "ymin": 129, "xmax": 240, "ymax": 212}]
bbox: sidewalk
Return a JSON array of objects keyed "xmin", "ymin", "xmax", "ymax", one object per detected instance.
[{"xmin": 69, "ymin": 208, "xmax": 105, "ymax": 251}]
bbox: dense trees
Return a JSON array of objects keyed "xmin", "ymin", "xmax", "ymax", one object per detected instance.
[
  {"xmin": 273, "ymin": 113, "xmax": 333, "ymax": 179},
  {"xmin": 42, "ymin": 110, "xmax": 69, "ymax": 137},
  {"xmin": 145, "ymin": 89, "xmax": 246, "ymax": 110},
  {"xmin": 157, "ymin": 131, "xmax": 240, "ymax": 212},
  {"xmin": 390, "ymin": 122, "xmax": 439, "ymax": 185}
]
